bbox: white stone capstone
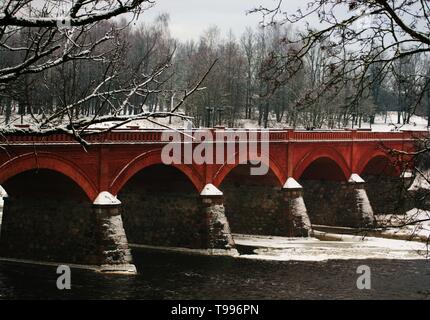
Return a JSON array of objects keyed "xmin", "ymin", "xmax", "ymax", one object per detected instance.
[
  {"xmin": 93, "ymin": 191, "xmax": 121, "ymax": 206},
  {"xmin": 0, "ymin": 185, "xmax": 8, "ymax": 198},
  {"xmin": 401, "ymin": 171, "xmax": 413, "ymax": 178},
  {"xmin": 283, "ymin": 177, "xmax": 303, "ymax": 190},
  {"xmin": 349, "ymin": 173, "xmax": 365, "ymax": 184},
  {"xmin": 200, "ymin": 184, "xmax": 223, "ymax": 197}
]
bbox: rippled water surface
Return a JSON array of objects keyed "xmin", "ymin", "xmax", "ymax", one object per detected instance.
[{"xmin": 1, "ymin": 250, "xmax": 430, "ymax": 300}]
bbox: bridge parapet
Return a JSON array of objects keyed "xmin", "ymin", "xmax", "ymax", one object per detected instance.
[{"xmin": 0, "ymin": 129, "xmax": 426, "ymax": 144}]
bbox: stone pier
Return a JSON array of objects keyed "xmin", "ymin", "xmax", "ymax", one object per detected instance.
[
  {"xmin": 93, "ymin": 192, "xmax": 137, "ymax": 274},
  {"xmin": 282, "ymin": 178, "xmax": 312, "ymax": 237},
  {"xmin": 0, "ymin": 185, "xmax": 7, "ymax": 238},
  {"xmin": 200, "ymin": 184, "xmax": 237, "ymax": 255},
  {"xmin": 346, "ymin": 174, "xmax": 375, "ymax": 228}
]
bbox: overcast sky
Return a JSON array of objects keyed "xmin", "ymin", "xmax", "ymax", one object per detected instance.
[{"xmin": 138, "ymin": 0, "xmax": 305, "ymax": 41}]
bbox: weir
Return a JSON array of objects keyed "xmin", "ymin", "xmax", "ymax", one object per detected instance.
[{"xmin": 0, "ymin": 129, "xmax": 423, "ymax": 271}]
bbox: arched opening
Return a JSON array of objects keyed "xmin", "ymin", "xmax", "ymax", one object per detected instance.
[
  {"xmin": 361, "ymin": 156, "xmax": 409, "ymax": 214},
  {"xmin": 300, "ymin": 157, "xmax": 347, "ymax": 181},
  {"xmin": 299, "ymin": 157, "xmax": 352, "ymax": 226},
  {"xmin": 0, "ymin": 169, "xmax": 97, "ymax": 264},
  {"xmin": 109, "ymin": 149, "xmax": 204, "ymax": 196},
  {"xmin": 220, "ymin": 163, "xmax": 288, "ymax": 236},
  {"xmin": 119, "ymin": 164, "xmax": 203, "ymax": 249},
  {"xmin": 0, "ymin": 153, "xmax": 98, "ymax": 201},
  {"xmin": 361, "ymin": 156, "xmax": 400, "ymax": 177}
]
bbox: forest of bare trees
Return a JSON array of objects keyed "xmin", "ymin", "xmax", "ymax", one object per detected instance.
[{"xmin": 1, "ymin": 0, "xmax": 430, "ymax": 132}]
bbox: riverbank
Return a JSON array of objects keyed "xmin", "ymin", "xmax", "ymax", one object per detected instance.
[{"xmin": 233, "ymin": 233, "xmax": 429, "ymax": 261}]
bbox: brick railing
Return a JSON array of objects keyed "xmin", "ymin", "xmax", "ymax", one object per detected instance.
[{"xmin": 0, "ymin": 128, "xmax": 427, "ymax": 144}]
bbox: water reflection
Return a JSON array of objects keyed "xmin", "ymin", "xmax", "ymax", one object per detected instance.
[{"xmin": 0, "ymin": 249, "xmax": 430, "ymax": 300}]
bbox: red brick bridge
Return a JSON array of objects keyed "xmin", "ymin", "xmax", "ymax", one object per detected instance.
[{"xmin": 0, "ymin": 129, "xmax": 423, "ymax": 273}]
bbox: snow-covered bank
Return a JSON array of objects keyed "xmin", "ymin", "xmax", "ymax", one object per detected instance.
[
  {"xmin": 364, "ymin": 172, "xmax": 430, "ymax": 243},
  {"xmin": 234, "ymin": 233, "xmax": 429, "ymax": 261},
  {"xmin": 374, "ymin": 209, "xmax": 430, "ymax": 242}
]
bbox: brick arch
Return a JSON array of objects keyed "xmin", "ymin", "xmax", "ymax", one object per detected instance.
[
  {"xmin": 357, "ymin": 151, "xmax": 401, "ymax": 177},
  {"xmin": 213, "ymin": 151, "xmax": 285, "ymax": 187},
  {"xmin": 110, "ymin": 149, "xmax": 204, "ymax": 195},
  {"xmin": 294, "ymin": 147, "xmax": 350, "ymax": 181},
  {"xmin": 0, "ymin": 152, "xmax": 98, "ymax": 201}
]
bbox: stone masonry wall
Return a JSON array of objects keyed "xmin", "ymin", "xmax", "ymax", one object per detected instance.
[
  {"xmin": 222, "ymin": 184, "xmax": 289, "ymax": 236},
  {"xmin": 0, "ymin": 170, "xmax": 99, "ymax": 264},
  {"xmin": 119, "ymin": 165, "xmax": 205, "ymax": 249},
  {"xmin": 301, "ymin": 180, "xmax": 373, "ymax": 227},
  {"xmin": 363, "ymin": 176, "xmax": 414, "ymax": 214}
]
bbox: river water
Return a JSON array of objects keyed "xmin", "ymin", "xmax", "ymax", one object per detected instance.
[{"xmin": 0, "ymin": 248, "xmax": 430, "ymax": 300}]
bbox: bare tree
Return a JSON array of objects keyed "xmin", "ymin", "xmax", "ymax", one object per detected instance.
[
  {"xmin": 0, "ymin": 0, "xmax": 152, "ymax": 82},
  {"xmin": 251, "ymin": 0, "xmax": 430, "ymax": 119},
  {"xmin": 240, "ymin": 28, "xmax": 256, "ymax": 120},
  {"xmin": 0, "ymin": 1, "xmax": 215, "ymax": 145}
]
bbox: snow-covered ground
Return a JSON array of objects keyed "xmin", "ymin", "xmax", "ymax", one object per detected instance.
[
  {"xmin": 409, "ymin": 170, "xmax": 430, "ymax": 191},
  {"xmin": 0, "ymin": 113, "xmax": 190, "ymax": 130},
  {"xmin": 369, "ymin": 112, "xmax": 429, "ymax": 132},
  {"xmin": 375, "ymin": 209, "xmax": 430, "ymax": 243},
  {"xmin": 234, "ymin": 233, "xmax": 429, "ymax": 261},
  {"xmin": 1, "ymin": 111, "xmax": 429, "ymax": 131},
  {"xmin": 237, "ymin": 112, "xmax": 429, "ymax": 132}
]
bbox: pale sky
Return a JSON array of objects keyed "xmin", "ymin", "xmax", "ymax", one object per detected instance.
[{"xmin": 138, "ymin": 0, "xmax": 305, "ymax": 41}]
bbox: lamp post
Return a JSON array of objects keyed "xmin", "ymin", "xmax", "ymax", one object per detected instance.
[
  {"xmin": 351, "ymin": 112, "xmax": 356, "ymax": 129},
  {"xmin": 206, "ymin": 107, "xmax": 213, "ymax": 128},
  {"xmin": 217, "ymin": 107, "xmax": 224, "ymax": 126}
]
